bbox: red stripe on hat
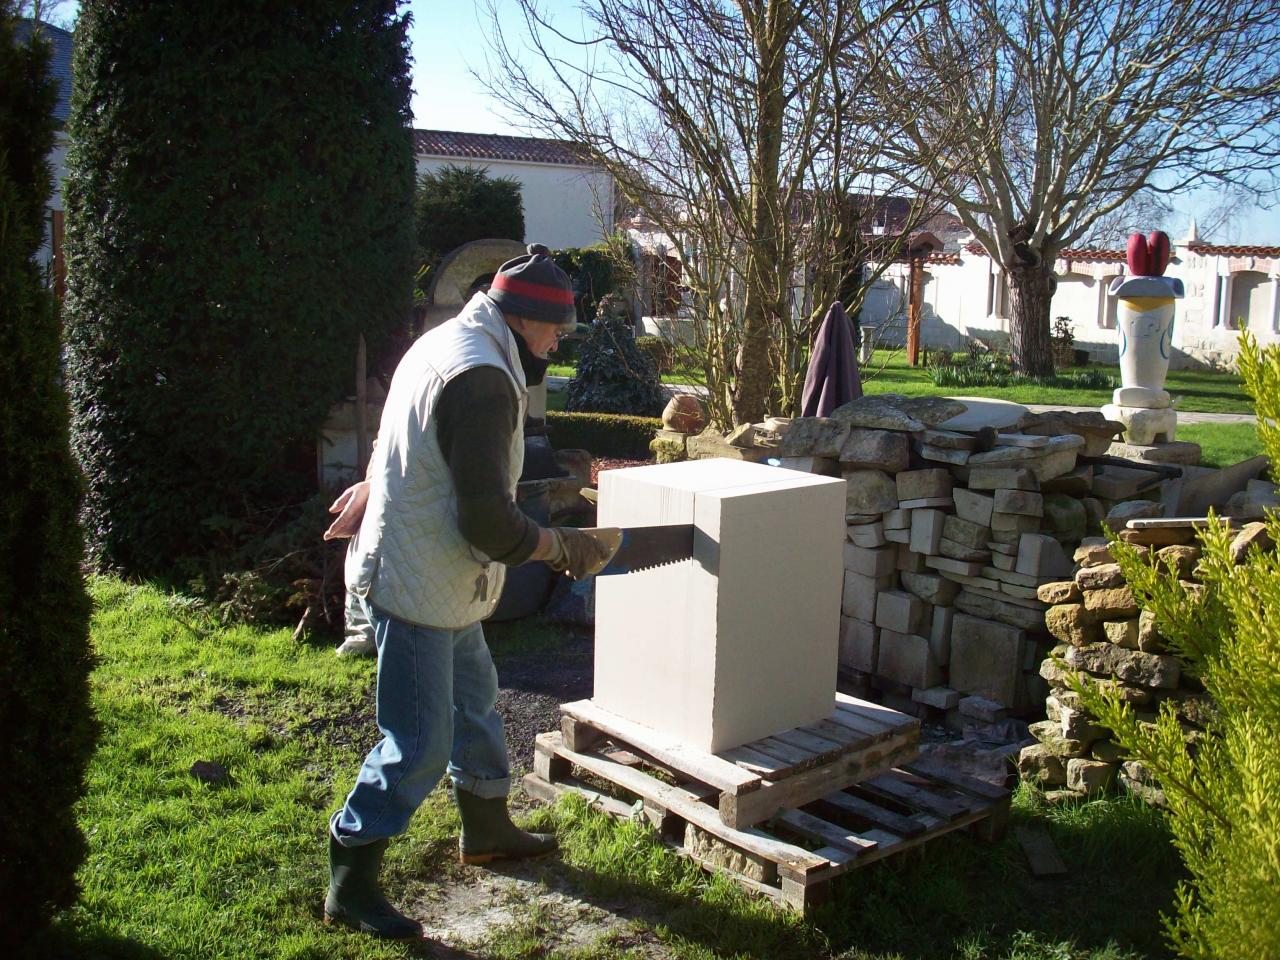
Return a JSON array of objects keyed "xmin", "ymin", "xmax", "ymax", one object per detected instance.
[{"xmin": 491, "ymin": 273, "xmax": 574, "ymax": 306}]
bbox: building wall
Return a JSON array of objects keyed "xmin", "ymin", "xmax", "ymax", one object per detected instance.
[
  {"xmin": 415, "ymin": 155, "xmax": 613, "ymax": 251},
  {"xmin": 862, "ymin": 242, "xmax": 1280, "ymax": 368}
]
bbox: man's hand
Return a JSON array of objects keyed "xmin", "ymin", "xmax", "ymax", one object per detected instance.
[
  {"xmin": 545, "ymin": 527, "xmax": 622, "ymax": 579},
  {"xmin": 323, "ymin": 480, "xmax": 371, "ymax": 541}
]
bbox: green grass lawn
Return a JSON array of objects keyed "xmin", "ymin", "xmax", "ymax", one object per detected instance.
[
  {"xmin": 49, "ymin": 578, "xmax": 1185, "ymax": 959},
  {"xmin": 548, "ymin": 350, "xmax": 1252, "ymax": 414},
  {"xmin": 1177, "ymin": 422, "xmax": 1264, "ymax": 468}
]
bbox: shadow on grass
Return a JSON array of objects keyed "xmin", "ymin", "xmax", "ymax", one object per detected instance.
[
  {"xmin": 509, "ymin": 789, "xmax": 1182, "ymax": 960},
  {"xmin": 32, "ymin": 924, "xmax": 170, "ymax": 960}
]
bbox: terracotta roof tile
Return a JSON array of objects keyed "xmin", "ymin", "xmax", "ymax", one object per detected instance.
[
  {"xmin": 413, "ymin": 129, "xmax": 591, "ymax": 166},
  {"xmin": 1186, "ymin": 242, "xmax": 1280, "ymax": 258},
  {"xmin": 1059, "ymin": 248, "xmax": 1127, "ymax": 262}
]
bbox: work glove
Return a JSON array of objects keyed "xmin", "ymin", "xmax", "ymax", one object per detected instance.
[{"xmin": 545, "ymin": 527, "xmax": 621, "ymax": 580}]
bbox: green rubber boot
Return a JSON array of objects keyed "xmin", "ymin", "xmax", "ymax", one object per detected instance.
[
  {"xmin": 454, "ymin": 786, "xmax": 558, "ymax": 865},
  {"xmin": 324, "ymin": 831, "xmax": 421, "ymax": 939}
]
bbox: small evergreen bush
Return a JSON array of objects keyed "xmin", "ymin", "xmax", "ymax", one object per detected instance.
[
  {"xmin": 63, "ymin": 0, "xmax": 415, "ymax": 584},
  {"xmin": 0, "ymin": 7, "xmax": 96, "ymax": 946},
  {"xmin": 634, "ymin": 334, "xmax": 672, "ymax": 374},
  {"xmin": 566, "ymin": 316, "xmax": 665, "ymax": 416},
  {"xmin": 415, "ymin": 163, "xmax": 524, "ymax": 267},
  {"xmin": 1071, "ymin": 332, "xmax": 1280, "ymax": 959}
]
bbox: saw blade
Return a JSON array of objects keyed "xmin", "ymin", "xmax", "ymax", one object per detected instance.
[{"xmin": 593, "ymin": 524, "xmax": 695, "ymax": 576}]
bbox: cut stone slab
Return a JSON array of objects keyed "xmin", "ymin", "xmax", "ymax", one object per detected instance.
[
  {"xmin": 898, "ymin": 396, "xmax": 970, "ymax": 426},
  {"xmin": 1016, "ymin": 534, "xmax": 1073, "ymax": 578},
  {"xmin": 1075, "ymin": 563, "xmax": 1126, "ymax": 591},
  {"xmin": 1230, "ymin": 522, "xmax": 1274, "ymax": 564},
  {"xmin": 779, "ymin": 417, "xmax": 852, "ymax": 458},
  {"xmin": 900, "ymin": 570, "xmax": 960, "ymax": 606},
  {"xmin": 1067, "ymin": 758, "xmax": 1116, "ymax": 796},
  {"xmin": 1106, "ymin": 499, "xmax": 1163, "ymax": 528},
  {"xmin": 840, "ymin": 428, "xmax": 910, "ymax": 472},
  {"xmin": 1042, "ymin": 465, "xmax": 1095, "ymax": 497},
  {"xmin": 994, "ymin": 489, "xmax": 1043, "ymax": 517},
  {"xmin": 884, "ymin": 527, "xmax": 911, "ymax": 544},
  {"xmin": 1081, "ymin": 586, "xmax": 1140, "ymax": 619},
  {"xmin": 883, "ymin": 508, "xmax": 911, "ymax": 530},
  {"xmin": 925, "ymin": 556, "xmax": 985, "ymax": 577},
  {"xmin": 990, "ymin": 551, "xmax": 1015, "ymax": 571},
  {"xmin": 876, "ymin": 629, "xmax": 943, "ymax": 688},
  {"xmin": 992, "ymin": 512, "xmax": 1041, "ymax": 535},
  {"xmin": 923, "ymin": 428, "xmax": 976, "ymax": 450},
  {"xmin": 955, "ymin": 588, "xmax": 1047, "ymax": 632},
  {"xmin": 939, "ymin": 538, "xmax": 990, "ymax": 563},
  {"xmin": 848, "ymin": 521, "xmax": 887, "ymax": 548},
  {"xmin": 1045, "ymin": 603, "xmax": 1102, "ymax": 646},
  {"xmin": 896, "ymin": 543, "xmax": 927, "ymax": 573},
  {"xmin": 1028, "ymin": 720, "xmax": 1090, "ymax": 759},
  {"xmin": 843, "ymin": 469, "xmax": 899, "ymax": 515},
  {"xmin": 1075, "ymin": 538, "xmax": 1113, "ymax": 566},
  {"xmin": 1041, "ymin": 494, "xmax": 1087, "ymax": 541},
  {"xmin": 995, "ymin": 433, "xmax": 1050, "ymax": 448},
  {"xmin": 920, "ymin": 444, "xmax": 970, "ymax": 465},
  {"xmin": 929, "ymin": 605, "xmax": 954, "ymax": 666},
  {"xmin": 910, "ymin": 508, "xmax": 946, "ymax": 556},
  {"xmin": 596, "ymin": 459, "xmax": 845, "ymax": 752},
  {"xmin": 988, "ymin": 540, "xmax": 1018, "ymax": 556},
  {"xmin": 1155, "ymin": 544, "xmax": 1200, "ymax": 580},
  {"xmin": 899, "ymin": 496, "xmax": 954, "ymax": 509},
  {"xmin": 943, "ymin": 514, "xmax": 992, "ymax": 549},
  {"xmin": 1038, "ymin": 581, "xmax": 1082, "ymax": 605},
  {"xmin": 845, "ymin": 542, "xmax": 897, "ymax": 578},
  {"xmin": 897, "ymin": 468, "xmax": 953, "ymax": 502},
  {"xmin": 969, "ymin": 467, "xmax": 1039, "ymax": 491},
  {"xmin": 912, "ymin": 686, "xmax": 960, "ymax": 709},
  {"xmin": 958, "ymin": 694, "xmax": 1008, "ymax": 723},
  {"xmin": 936, "ymin": 397, "xmax": 1028, "ymax": 433},
  {"xmin": 842, "ymin": 571, "xmax": 896, "ymax": 621},
  {"xmin": 831, "ymin": 395, "xmax": 925, "ymax": 431},
  {"xmin": 1064, "ymin": 642, "xmax": 1181, "ymax": 689},
  {"xmin": 1107, "ymin": 440, "xmax": 1202, "ymax": 466},
  {"xmin": 1018, "ymin": 744, "xmax": 1067, "ymax": 786},
  {"xmin": 1104, "ymin": 619, "xmax": 1140, "ymax": 647},
  {"xmin": 954, "ymin": 488, "xmax": 995, "ymax": 527},
  {"xmin": 950, "ymin": 613, "xmax": 1026, "ymax": 706},
  {"xmin": 875, "ymin": 589, "xmax": 925, "ymax": 635},
  {"xmin": 839, "ymin": 616, "xmax": 879, "ymax": 674}
]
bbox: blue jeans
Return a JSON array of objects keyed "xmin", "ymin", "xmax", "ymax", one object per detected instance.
[{"xmin": 332, "ymin": 604, "xmax": 511, "ymax": 846}]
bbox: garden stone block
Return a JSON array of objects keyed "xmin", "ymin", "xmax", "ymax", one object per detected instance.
[
  {"xmin": 883, "ymin": 508, "xmax": 911, "ymax": 530},
  {"xmin": 1037, "ymin": 581, "xmax": 1081, "ymax": 605},
  {"xmin": 1066, "ymin": 758, "xmax": 1116, "ymax": 796},
  {"xmin": 943, "ymin": 514, "xmax": 991, "ymax": 549},
  {"xmin": 777, "ymin": 456, "xmax": 839, "ymax": 475},
  {"xmin": 896, "ymin": 468, "xmax": 953, "ymax": 502},
  {"xmin": 1041, "ymin": 494, "xmax": 1087, "ymax": 541},
  {"xmin": 884, "ymin": 526, "xmax": 911, "ymax": 544},
  {"xmin": 875, "ymin": 590, "xmax": 924, "ymax": 635},
  {"xmin": 842, "ymin": 571, "xmax": 896, "ymax": 622},
  {"xmin": 1044, "ymin": 603, "xmax": 1101, "ymax": 646},
  {"xmin": 1029, "ymin": 720, "xmax": 1089, "ymax": 758},
  {"xmin": 1015, "ymin": 533, "xmax": 1073, "ymax": 578},
  {"xmin": 780, "ymin": 417, "xmax": 851, "ymax": 458},
  {"xmin": 1081, "ymin": 586, "xmax": 1140, "ymax": 619},
  {"xmin": 839, "ymin": 428, "xmax": 910, "ymax": 472},
  {"xmin": 1155, "ymin": 544, "xmax": 1200, "ymax": 580},
  {"xmin": 993, "ymin": 489, "xmax": 1043, "ymax": 517},
  {"xmin": 967, "ymin": 467, "xmax": 1038, "ymax": 491},
  {"xmin": 844, "ymin": 542, "xmax": 897, "ymax": 578},
  {"xmin": 896, "ymin": 543, "xmax": 927, "ymax": 573},
  {"xmin": 843, "ymin": 469, "xmax": 899, "ymax": 515},
  {"xmin": 922, "ymin": 429, "xmax": 975, "ymax": 450},
  {"xmin": 1076, "ymin": 563, "xmax": 1126, "ymax": 591},
  {"xmin": 875, "ymin": 629, "xmax": 943, "ymax": 688},
  {"xmin": 958, "ymin": 695, "xmax": 1007, "ymax": 722},
  {"xmin": 1136, "ymin": 610, "xmax": 1164, "ymax": 652},
  {"xmin": 920, "ymin": 444, "xmax": 970, "ymax": 465},
  {"xmin": 831, "ymin": 395, "xmax": 925, "ymax": 431},
  {"xmin": 1104, "ymin": 618, "xmax": 1140, "ymax": 647},
  {"xmin": 925, "ymin": 556, "xmax": 984, "ymax": 577},
  {"xmin": 939, "ymin": 538, "xmax": 989, "ymax": 562},
  {"xmin": 929, "ymin": 604, "xmax": 954, "ymax": 665},
  {"xmin": 1064, "ymin": 642, "xmax": 1181, "ymax": 689},
  {"xmin": 900, "ymin": 571, "xmax": 959, "ymax": 606},
  {"xmin": 1018, "ymin": 744, "xmax": 1067, "ymax": 786},
  {"xmin": 1230, "ymin": 522, "xmax": 1273, "ymax": 564},
  {"xmin": 847, "ymin": 521, "xmax": 886, "ymax": 548},
  {"xmin": 953, "ymin": 488, "xmax": 995, "ymax": 527},
  {"xmin": 949, "ymin": 614, "xmax": 1025, "ymax": 705},
  {"xmin": 955, "ymin": 589, "xmax": 1046, "ymax": 632},
  {"xmin": 912, "ymin": 685, "xmax": 960, "ymax": 709},
  {"xmin": 1074, "ymin": 538, "xmax": 1113, "ymax": 566},
  {"xmin": 839, "ymin": 617, "xmax": 879, "ymax": 674},
  {"xmin": 910, "ymin": 508, "xmax": 946, "ymax": 556}
]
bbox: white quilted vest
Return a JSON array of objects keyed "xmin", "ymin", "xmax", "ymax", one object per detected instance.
[{"xmin": 345, "ymin": 294, "xmax": 527, "ymax": 628}]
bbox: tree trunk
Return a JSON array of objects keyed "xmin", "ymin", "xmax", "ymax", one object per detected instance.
[{"xmin": 1006, "ymin": 259, "xmax": 1056, "ymax": 377}]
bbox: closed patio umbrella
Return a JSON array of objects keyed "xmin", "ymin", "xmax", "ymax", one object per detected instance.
[{"xmin": 800, "ymin": 300, "xmax": 862, "ymax": 418}]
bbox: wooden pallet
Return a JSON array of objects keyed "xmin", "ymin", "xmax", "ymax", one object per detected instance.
[
  {"xmin": 555, "ymin": 694, "xmax": 920, "ymax": 830},
  {"xmin": 525, "ymin": 729, "xmax": 1010, "ymax": 913}
]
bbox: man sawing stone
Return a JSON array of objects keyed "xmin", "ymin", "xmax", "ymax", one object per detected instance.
[{"xmin": 320, "ymin": 245, "xmax": 615, "ymax": 938}]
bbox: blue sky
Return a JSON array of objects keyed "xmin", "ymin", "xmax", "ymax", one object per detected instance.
[{"xmin": 45, "ymin": 0, "xmax": 1280, "ymax": 242}]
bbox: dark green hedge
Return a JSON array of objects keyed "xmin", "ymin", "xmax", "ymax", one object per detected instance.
[
  {"xmin": 0, "ymin": 7, "xmax": 96, "ymax": 947},
  {"xmin": 546, "ymin": 411, "xmax": 661, "ymax": 460},
  {"xmin": 415, "ymin": 163, "xmax": 524, "ymax": 267},
  {"xmin": 63, "ymin": 0, "xmax": 415, "ymax": 580}
]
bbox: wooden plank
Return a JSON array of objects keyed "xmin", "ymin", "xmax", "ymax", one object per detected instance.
[
  {"xmin": 722, "ymin": 731, "xmax": 919, "ymax": 829},
  {"xmin": 771, "ymin": 727, "xmax": 845, "ymax": 755},
  {"xmin": 774, "ymin": 809, "xmax": 878, "ymax": 858},
  {"xmin": 560, "ymin": 699, "xmax": 761, "ymax": 795},
  {"xmin": 903, "ymin": 761, "xmax": 1009, "ymax": 802},
  {"xmin": 546, "ymin": 732, "xmax": 828, "ymax": 871},
  {"xmin": 521, "ymin": 772, "xmax": 638, "ymax": 821},
  {"xmin": 824, "ymin": 707, "xmax": 896, "ymax": 741},
  {"xmin": 859, "ymin": 772, "xmax": 971, "ymax": 820},
  {"xmin": 805, "ymin": 718, "xmax": 867, "ymax": 747},
  {"xmin": 721, "ymin": 744, "xmax": 792, "ymax": 777},
  {"xmin": 834, "ymin": 693, "xmax": 910, "ymax": 731},
  {"xmin": 1015, "ymin": 824, "xmax": 1068, "ymax": 876},
  {"xmin": 815, "ymin": 789, "xmax": 928, "ymax": 838},
  {"xmin": 751, "ymin": 737, "xmax": 821, "ymax": 769}
]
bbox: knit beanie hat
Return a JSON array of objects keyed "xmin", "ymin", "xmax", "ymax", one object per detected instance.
[{"xmin": 488, "ymin": 243, "xmax": 576, "ymax": 325}]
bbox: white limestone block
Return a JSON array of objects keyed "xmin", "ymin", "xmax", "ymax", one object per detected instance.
[{"xmin": 594, "ymin": 459, "xmax": 846, "ymax": 753}]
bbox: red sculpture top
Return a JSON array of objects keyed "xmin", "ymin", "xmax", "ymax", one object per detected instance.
[{"xmin": 1126, "ymin": 230, "xmax": 1171, "ymax": 277}]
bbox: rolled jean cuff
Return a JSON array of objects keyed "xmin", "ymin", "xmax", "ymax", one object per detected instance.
[{"xmin": 450, "ymin": 772, "xmax": 510, "ymax": 799}]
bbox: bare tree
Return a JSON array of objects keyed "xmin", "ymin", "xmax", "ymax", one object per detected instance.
[
  {"xmin": 868, "ymin": 0, "xmax": 1280, "ymax": 375},
  {"xmin": 482, "ymin": 0, "xmax": 952, "ymax": 426}
]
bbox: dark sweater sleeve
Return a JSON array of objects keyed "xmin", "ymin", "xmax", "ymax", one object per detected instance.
[{"xmin": 435, "ymin": 366, "xmax": 540, "ymax": 565}]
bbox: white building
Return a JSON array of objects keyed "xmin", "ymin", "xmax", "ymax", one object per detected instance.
[
  {"xmin": 414, "ymin": 130, "xmax": 614, "ymax": 251},
  {"xmin": 861, "ymin": 226, "xmax": 1280, "ymax": 368}
]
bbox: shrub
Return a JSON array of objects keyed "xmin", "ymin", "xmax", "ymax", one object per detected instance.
[
  {"xmin": 1070, "ymin": 332, "xmax": 1280, "ymax": 960},
  {"xmin": 552, "ymin": 234, "xmax": 634, "ymax": 324},
  {"xmin": 0, "ymin": 7, "xmax": 97, "ymax": 947},
  {"xmin": 63, "ymin": 1, "xmax": 415, "ymax": 583},
  {"xmin": 566, "ymin": 316, "xmax": 665, "ymax": 416},
  {"xmin": 634, "ymin": 334, "xmax": 672, "ymax": 374},
  {"xmin": 546, "ymin": 412, "xmax": 661, "ymax": 459},
  {"xmin": 415, "ymin": 163, "xmax": 524, "ymax": 268}
]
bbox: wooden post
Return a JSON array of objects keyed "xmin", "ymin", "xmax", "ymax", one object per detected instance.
[
  {"xmin": 355, "ymin": 334, "xmax": 369, "ymax": 479},
  {"xmin": 907, "ymin": 254, "xmax": 923, "ymax": 366}
]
